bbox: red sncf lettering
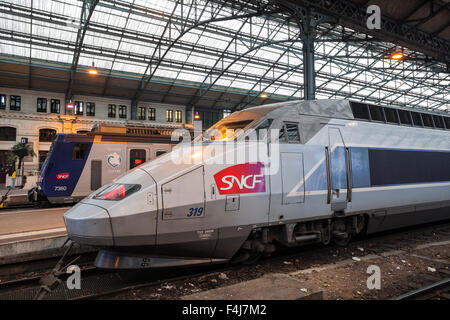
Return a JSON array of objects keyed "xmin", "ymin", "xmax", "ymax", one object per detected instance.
[
  {"xmin": 56, "ymin": 173, "xmax": 70, "ymax": 180},
  {"xmin": 214, "ymin": 163, "xmax": 265, "ymax": 195}
]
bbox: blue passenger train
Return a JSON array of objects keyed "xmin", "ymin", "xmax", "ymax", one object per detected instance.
[{"xmin": 29, "ymin": 125, "xmax": 187, "ymax": 205}]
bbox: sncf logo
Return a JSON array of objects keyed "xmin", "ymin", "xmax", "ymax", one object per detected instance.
[
  {"xmin": 214, "ymin": 162, "xmax": 265, "ymax": 195},
  {"xmin": 56, "ymin": 172, "xmax": 70, "ymax": 180}
]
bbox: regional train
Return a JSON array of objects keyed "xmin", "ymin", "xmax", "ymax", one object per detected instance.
[
  {"xmin": 29, "ymin": 124, "xmax": 190, "ymax": 206},
  {"xmin": 63, "ymin": 99, "xmax": 450, "ymax": 269}
]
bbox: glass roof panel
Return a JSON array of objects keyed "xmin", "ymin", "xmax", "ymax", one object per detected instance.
[{"xmin": 0, "ymin": 0, "xmax": 447, "ymax": 112}]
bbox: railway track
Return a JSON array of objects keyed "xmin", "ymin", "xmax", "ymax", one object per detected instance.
[
  {"xmin": 394, "ymin": 276, "xmax": 450, "ymax": 300},
  {"xmin": 0, "ymin": 220, "xmax": 448, "ymax": 300}
]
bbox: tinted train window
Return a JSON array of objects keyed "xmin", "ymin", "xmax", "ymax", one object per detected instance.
[
  {"xmin": 156, "ymin": 151, "xmax": 167, "ymax": 157},
  {"xmin": 433, "ymin": 115, "xmax": 444, "ymax": 129},
  {"xmin": 72, "ymin": 144, "xmax": 89, "ymax": 160},
  {"xmin": 421, "ymin": 114, "xmax": 433, "ymax": 128},
  {"xmin": 398, "ymin": 110, "xmax": 412, "ymax": 125},
  {"xmin": 286, "ymin": 123, "xmax": 300, "ymax": 143},
  {"xmin": 369, "ymin": 149, "xmax": 450, "ymax": 185},
  {"xmin": 384, "ymin": 108, "xmax": 399, "ymax": 124},
  {"xmin": 411, "ymin": 112, "xmax": 422, "ymax": 126},
  {"xmin": 444, "ymin": 117, "xmax": 450, "ymax": 130},
  {"xmin": 279, "ymin": 122, "xmax": 300, "ymax": 143},
  {"xmin": 130, "ymin": 149, "xmax": 146, "ymax": 169},
  {"xmin": 350, "ymin": 102, "xmax": 370, "ymax": 120},
  {"xmin": 369, "ymin": 105, "xmax": 384, "ymax": 122}
]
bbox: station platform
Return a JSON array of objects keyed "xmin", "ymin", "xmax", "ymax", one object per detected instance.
[
  {"xmin": 0, "ymin": 188, "xmax": 31, "ymax": 208},
  {"xmin": 0, "ymin": 207, "xmax": 81, "ymax": 265},
  {"xmin": 182, "ymin": 273, "xmax": 324, "ymax": 300}
]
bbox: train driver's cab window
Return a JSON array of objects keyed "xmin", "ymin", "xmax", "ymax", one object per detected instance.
[
  {"xmin": 156, "ymin": 150, "xmax": 167, "ymax": 157},
  {"xmin": 201, "ymin": 119, "xmax": 254, "ymax": 142},
  {"xmin": 130, "ymin": 149, "xmax": 146, "ymax": 169},
  {"xmin": 72, "ymin": 144, "xmax": 89, "ymax": 160},
  {"xmin": 279, "ymin": 122, "xmax": 300, "ymax": 143},
  {"xmin": 245, "ymin": 119, "xmax": 273, "ymax": 141}
]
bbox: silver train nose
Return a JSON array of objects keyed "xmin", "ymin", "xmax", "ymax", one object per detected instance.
[{"xmin": 64, "ymin": 203, "xmax": 113, "ymax": 246}]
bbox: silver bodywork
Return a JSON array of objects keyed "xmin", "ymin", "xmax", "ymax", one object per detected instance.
[{"xmin": 64, "ymin": 99, "xmax": 450, "ymax": 269}]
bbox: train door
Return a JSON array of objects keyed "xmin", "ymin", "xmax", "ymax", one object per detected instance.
[
  {"xmin": 128, "ymin": 148, "xmax": 149, "ymax": 169},
  {"xmin": 327, "ymin": 127, "xmax": 349, "ymax": 212},
  {"xmin": 269, "ymin": 122, "xmax": 304, "ymax": 222},
  {"xmin": 158, "ymin": 166, "xmax": 217, "ymax": 258},
  {"xmin": 90, "ymin": 160, "xmax": 102, "ymax": 191}
]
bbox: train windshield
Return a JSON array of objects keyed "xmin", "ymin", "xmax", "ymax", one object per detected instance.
[{"xmin": 200, "ymin": 119, "xmax": 255, "ymax": 142}]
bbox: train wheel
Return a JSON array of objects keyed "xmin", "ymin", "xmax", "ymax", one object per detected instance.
[
  {"xmin": 241, "ymin": 252, "xmax": 262, "ymax": 265},
  {"xmin": 332, "ymin": 234, "xmax": 351, "ymax": 247},
  {"xmin": 230, "ymin": 249, "xmax": 262, "ymax": 265}
]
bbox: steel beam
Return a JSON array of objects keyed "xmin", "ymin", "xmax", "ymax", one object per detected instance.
[{"xmin": 65, "ymin": 0, "xmax": 99, "ymax": 112}]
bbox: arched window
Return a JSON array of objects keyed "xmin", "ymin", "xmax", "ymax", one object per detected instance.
[
  {"xmin": 39, "ymin": 128, "xmax": 57, "ymax": 142},
  {"xmin": 0, "ymin": 127, "xmax": 16, "ymax": 141}
]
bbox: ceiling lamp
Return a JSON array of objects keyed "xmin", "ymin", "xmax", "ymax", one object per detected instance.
[
  {"xmin": 390, "ymin": 50, "xmax": 405, "ymax": 61},
  {"xmin": 260, "ymin": 92, "xmax": 268, "ymax": 98},
  {"xmin": 194, "ymin": 113, "xmax": 200, "ymax": 120},
  {"xmin": 88, "ymin": 61, "xmax": 98, "ymax": 75}
]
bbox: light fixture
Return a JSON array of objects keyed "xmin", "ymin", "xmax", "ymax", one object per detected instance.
[
  {"xmin": 390, "ymin": 50, "xmax": 405, "ymax": 61},
  {"xmin": 194, "ymin": 113, "xmax": 200, "ymax": 120},
  {"xmin": 88, "ymin": 61, "xmax": 98, "ymax": 75},
  {"xmin": 66, "ymin": 99, "xmax": 74, "ymax": 109},
  {"xmin": 260, "ymin": 92, "xmax": 268, "ymax": 98}
]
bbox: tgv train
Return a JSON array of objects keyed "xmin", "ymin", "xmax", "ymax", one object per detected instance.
[
  {"xmin": 30, "ymin": 124, "xmax": 189, "ymax": 205},
  {"xmin": 64, "ymin": 99, "xmax": 450, "ymax": 269}
]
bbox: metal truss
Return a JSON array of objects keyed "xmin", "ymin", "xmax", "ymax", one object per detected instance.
[
  {"xmin": 66, "ymin": 0, "xmax": 99, "ymax": 103},
  {"xmin": 0, "ymin": 0, "xmax": 448, "ymax": 116},
  {"xmin": 283, "ymin": 0, "xmax": 450, "ymax": 63}
]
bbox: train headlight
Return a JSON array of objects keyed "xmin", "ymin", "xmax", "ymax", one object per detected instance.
[{"xmin": 93, "ymin": 184, "xmax": 141, "ymax": 201}]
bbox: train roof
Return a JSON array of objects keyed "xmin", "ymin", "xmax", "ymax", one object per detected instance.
[
  {"xmin": 90, "ymin": 124, "xmax": 192, "ymax": 137},
  {"xmin": 238, "ymin": 99, "xmax": 450, "ymax": 130}
]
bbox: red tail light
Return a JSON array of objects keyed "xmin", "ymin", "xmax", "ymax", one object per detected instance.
[{"xmin": 93, "ymin": 184, "xmax": 140, "ymax": 201}]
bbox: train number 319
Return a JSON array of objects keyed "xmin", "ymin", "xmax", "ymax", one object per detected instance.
[{"xmin": 187, "ymin": 207, "xmax": 204, "ymax": 217}]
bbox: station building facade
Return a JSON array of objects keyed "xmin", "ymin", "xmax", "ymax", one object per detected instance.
[{"xmin": 0, "ymin": 87, "xmax": 187, "ymax": 183}]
